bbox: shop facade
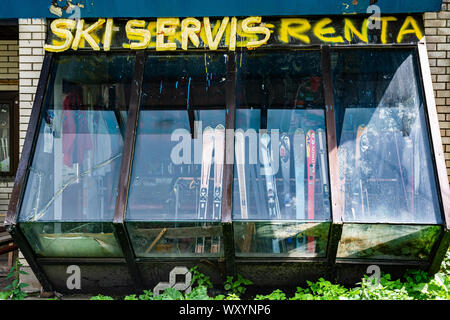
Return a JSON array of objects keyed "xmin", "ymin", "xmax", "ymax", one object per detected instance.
[{"xmin": 0, "ymin": 1, "xmax": 449, "ymax": 294}]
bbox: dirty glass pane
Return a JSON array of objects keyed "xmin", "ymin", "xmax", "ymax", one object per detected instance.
[
  {"xmin": 18, "ymin": 54, "xmax": 133, "ymax": 222},
  {"xmin": 20, "ymin": 222, "xmax": 123, "ymax": 258},
  {"xmin": 332, "ymin": 49, "xmax": 442, "ymax": 224},
  {"xmin": 234, "ymin": 222, "xmax": 330, "ymax": 257},
  {"xmin": 126, "ymin": 53, "xmax": 227, "ymax": 223},
  {"xmin": 232, "ymin": 51, "xmax": 329, "ymax": 256},
  {"xmin": 0, "ymin": 102, "xmax": 10, "ymax": 172},
  {"xmin": 127, "ymin": 222, "xmax": 223, "ymax": 257},
  {"xmin": 337, "ymin": 224, "xmax": 442, "ymax": 261}
]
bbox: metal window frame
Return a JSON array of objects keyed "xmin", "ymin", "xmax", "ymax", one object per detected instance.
[{"xmin": 4, "ymin": 39, "xmax": 449, "ymax": 292}]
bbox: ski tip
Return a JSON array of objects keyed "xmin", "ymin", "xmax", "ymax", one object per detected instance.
[
  {"xmin": 215, "ymin": 124, "xmax": 225, "ymax": 130},
  {"xmin": 294, "ymin": 128, "xmax": 305, "ymax": 135}
]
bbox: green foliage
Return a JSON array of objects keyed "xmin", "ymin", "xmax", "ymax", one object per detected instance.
[
  {"xmin": 3, "ymin": 259, "xmax": 29, "ymax": 300},
  {"xmin": 85, "ymin": 253, "xmax": 450, "ymax": 301},
  {"xmin": 223, "ymin": 274, "xmax": 253, "ymax": 296},
  {"xmin": 189, "ymin": 266, "xmax": 213, "ymax": 289},
  {"xmin": 185, "ymin": 286, "xmax": 211, "ymax": 300},
  {"xmin": 290, "ymin": 278, "xmax": 348, "ymax": 300},
  {"xmin": 255, "ymin": 289, "xmax": 287, "ymax": 300},
  {"xmin": 138, "ymin": 290, "xmax": 155, "ymax": 300},
  {"xmin": 0, "ymin": 291, "xmax": 11, "ymax": 300},
  {"xmin": 90, "ymin": 294, "xmax": 114, "ymax": 300}
]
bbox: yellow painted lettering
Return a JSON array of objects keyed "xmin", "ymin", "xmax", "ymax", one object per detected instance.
[
  {"xmin": 156, "ymin": 18, "xmax": 180, "ymax": 51},
  {"xmin": 72, "ymin": 18, "xmax": 105, "ymax": 51},
  {"xmin": 344, "ymin": 19, "xmax": 369, "ymax": 44},
  {"xmin": 181, "ymin": 18, "xmax": 201, "ymax": 50},
  {"xmin": 44, "ymin": 19, "xmax": 76, "ymax": 52},
  {"xmin": 279, "ymin": 18, "xmax": 311, "ymax": 44},
  {"xmin": 371, "ymin": 16, "xmax": 397, "ymax": 44},
  {"xmin": 229, "ymin": 17, "xmax": 237, "ymax": 51},
  {"xmin": 123, "ymin": 20, "xmax": 151, "ymax": 50},
  {"xmin": 313, "ymin": 18, "xmax": 344, "ymax": 43},
  {"xmin": 397, "ymin": 16, "xmax": 423, "ymax": 43},
  {"xmin": 204, "ymin": 17, "xmax": 229, "ymax": 50},
  {"xmin": 241, "ymin": 17, "xmax": 271, "ymax": 48},
  {"xmin": 103, "ymin": 18, "xmax": 114, "ymax": 51}
]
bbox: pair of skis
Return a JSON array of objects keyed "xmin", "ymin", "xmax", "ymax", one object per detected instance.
[
  {"xmin": 235, "ymin": 128, "xmax": 328, "ymax": 255},
  {"xmin": 195, "ymin": 124, "xmax": 225, "ymax": 254}
]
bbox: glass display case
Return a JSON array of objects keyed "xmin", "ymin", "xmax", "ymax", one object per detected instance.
[
  {"xmin": 5, "ymin": 19, "xmax": 449, "ymax": 293},
  {"xmin": 17, "ymin": 54, "xmax": 135, "ymax": 258}
]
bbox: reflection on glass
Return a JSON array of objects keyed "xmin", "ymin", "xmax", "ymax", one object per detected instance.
[
  {"xmin": 337, "ymin": 224, "xmax": 442, "ymax": 261},
  {"xmin": 20, "ymin": 222, "xmax": 123, "ymax": 257},
  {"xmin": 0, "ymin": 103, "xmax": 10, "ymax": 172},
  {"xmin": 234, "ymin": 222, "xmax": 329, "ymax": 257},
  {"xmin": 126, "ymin": 53, "xmax": 227, "ymax": 224},
  {"xmin": 232, "ymin": 51, "xmax": 329, "ymax": 256},
  {"xmin": 127, "ymin": 222, "xmax": 223, "ymax": 257},
  {"xmin": 19, "ymin": 55, "xmax": 134, "ymax": 222},
  {"xmin": 332, "ymin": 49, "xmax": 442, "ymax": 224},
  {"xmin": 233, "ymin": 109, "xmax": 330, "ymax": 222}
]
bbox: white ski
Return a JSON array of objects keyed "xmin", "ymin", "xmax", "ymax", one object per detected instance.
[
  {"xmin": 196, "ymin": 126, "xmax": 214, "ymax": 254},
  {"xmin": 235, "ymin": 129, "xmax": 248, "ymax": 219},
  {"xmin": 280, "ymin": 133, "xmax": 292, "ymax": 219},
  {"xmin": 293, "ymin": 128, "xmax": 306, "ymax": 252},
  {"xmin": 211, "ymin": 124, "xmax": 225, "ymax": 253},
  {"xmin": 212, "ymin": 124, "xmax": 225, "ymax": 220},
  {"xmin": 317, "ymin": 129, "xmax": 330, "ymax": 215},
  {"xmin": 260, "ymin": 132, "xmax": 281, "ymax": 253}
]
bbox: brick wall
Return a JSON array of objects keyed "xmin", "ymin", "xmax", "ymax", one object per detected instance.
[
  {"xmin": 0, "ymin": 39, "xmax": 18, "ymax": 224},
  {"xmin": 16, "ymin": 18, "xmax": 46, "ymax": 292},
  {"xmin": 424, "ymin": 1, "xmax": 450, "ymax": 181}
]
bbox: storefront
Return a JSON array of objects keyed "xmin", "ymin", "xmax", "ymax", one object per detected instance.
[{"xmin": 3, "ymin": 1, "xmax": 450, "ymax": 294}]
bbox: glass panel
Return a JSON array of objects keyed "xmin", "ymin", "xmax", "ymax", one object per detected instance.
[
  {"xmin": 332, "ymin": 49, "xmax": 442, "ymax": 224},
  {"xmin": 234, "ymin": 222, "xmax": 330, "ymax": 257},
  {"xmin": 127, "ymin": 222, "xmax": 223, "ymax": 257},
  {"xmin": 126, "ymin": 53, "xmax": 227, "ymax": 222},
  {"xmin": 0, "ymin": 102, "xmax": 10, "ymax": 172},
  {"xmin": 337, "ymin": 224, "xmax": 442, "ymax": 261},
  {"xmin": 232, "ymin": 50, "xmax": 329, "ymax": 256},
  {"xmin": 19, "ymin": 54, "xmax": 134, "ymax": 222},
  {"xmin": 20, "ymin": 222, "xmax": 123, "ymax": 258}
]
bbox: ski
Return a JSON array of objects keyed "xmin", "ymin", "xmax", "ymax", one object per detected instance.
[
  {"xmin": 355, "ymin": 125, "xmax": 366, "ymax": 219},
  {"xmin": 293, "ymin": 128, "xmax": 306, "ymax": 252},
  {"xmin": 235, "ymin": 129, "xmax": 248, "ymax": 219},
  {"xmin": 280, "ymin": 133, "xmax": 292, "ymax": 219},
  {"xmin": 195, "ymin": 126, "xmax": 214, "ymax": 254},
  {"xmin": 260, "ymin": 132, "xmax": 281, "ymax": 253},
  {"xmin": 317, "ymin": 129, "xmax": 330, "ymax": 216},
  {"xmin": 306, "ymin": 129, "xmax": 316, "ymax": 254},
  {"xmin": 211, "ymin": 124, "xmax": 225, "ymax": 253}
]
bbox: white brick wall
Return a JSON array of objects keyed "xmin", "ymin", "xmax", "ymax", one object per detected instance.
[
  {"xmin": 16, "ymin": 19, "xmax": 46, "ymax": 291},
  {"xmin": 424, "ymin": 0, "xmax": 450, "ymax": 180},
  {"xmin": 18, "ymin": 19, "xmax": 45, "ymax": 155}
]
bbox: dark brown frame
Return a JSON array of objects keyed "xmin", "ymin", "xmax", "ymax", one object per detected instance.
[{"xmin": 4, "ymin": 39, "xmax": 450, "ymax": 292}]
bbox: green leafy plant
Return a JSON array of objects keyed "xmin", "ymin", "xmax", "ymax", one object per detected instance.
[
  {"xmin": 224, "ymin": 274, "xmax": 253, "ymax": 296},
  {"xmin": 138, "ymin": 290, "xmax": 155, "ymax": 300},
  {"xmin": 255, "ymin": 289, "xmax": 287, "ymax": 300},
  {"xmin": 90, "ymin": 294, "xmax": 114, "ymax": 300},
  {"xmin": 124, "ymin": 294, "xmax": 138, "ymax": 300},
  {"xmin": 189, "ymin": 266, "xmax": 213, "ymax": 289},
  {"xmin": 3, "ymin": 258, "xmax": 29, "ymax": 300},
  {"xmin": 185, "ymin": 286, "xmax": 211, "ymax": 300}
]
